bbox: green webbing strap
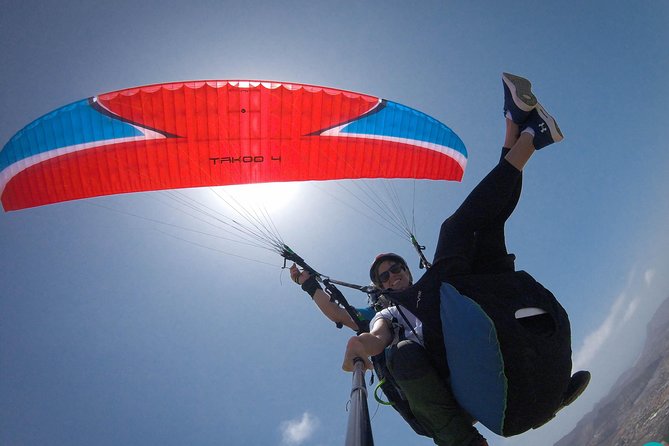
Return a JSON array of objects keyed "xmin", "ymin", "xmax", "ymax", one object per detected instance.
[{"xmin": 373, "ymin": 379, "xmax": 394, "ymax": 406}]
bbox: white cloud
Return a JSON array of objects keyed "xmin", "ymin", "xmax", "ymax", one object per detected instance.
[
  {"xmin": 644, "ymin": 268, "xmax": 656, "ymax": 286},
  {"xmin": 572, "ymin": 293, "xmax": 626, "ymax": 370},
  {"xmin": 572, "ymin": 263, "xmax": 658, "ymax": 370},
  {"xmin": 280, "ymin": 412, "xmax": 320, "ymax": 446},
  {"xmin": 622, "ymin": 297, "xmax": 640, "ymax": 323}
]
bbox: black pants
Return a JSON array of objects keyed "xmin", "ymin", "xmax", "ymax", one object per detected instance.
[{"xmin": 433, "ymin": 148, "xmax": 522, "ymax": 275}]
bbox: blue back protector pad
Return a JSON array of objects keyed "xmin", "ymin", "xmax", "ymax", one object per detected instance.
[{"xmin": 440, "ymin": 283, "xmax": 507, "ymax": 434}]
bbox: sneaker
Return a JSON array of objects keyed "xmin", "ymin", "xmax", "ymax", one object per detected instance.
[
  {"xmin": 561, "ymin": 370, "xmax": 591, "ymax": 407},
  {"xmin": 521, "ymin": 103, "xmax": 564, "ymax": 150},
  {"xmin": 502, "ymin": 72, "xmax": 537, "ymax": 124}
]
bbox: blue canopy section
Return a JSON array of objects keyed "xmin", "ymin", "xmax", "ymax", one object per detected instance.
[
  {"xmin": 440, "ymin": 283, "xmax": 507, "ymax": 435},
  {"xmin": 0, "ymin": 99, "xmax": 143, "ymax": 172},
  {"xmin": 341, "ymin": 100, "xmax": 467, "ymax": 158}
]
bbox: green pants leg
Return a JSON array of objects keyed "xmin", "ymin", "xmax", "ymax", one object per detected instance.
[{"xmin": 387, "ymin": 340, "xmax": 483, "ymax": 446}]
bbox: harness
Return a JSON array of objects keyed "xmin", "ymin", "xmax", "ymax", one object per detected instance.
[
  {"xmin": 281, "ymin": 245, "xmax": 429, "ymax": 437},
  {"xmin": 370, "ymin": 303, "xmax": 429, "ymax": 437}
]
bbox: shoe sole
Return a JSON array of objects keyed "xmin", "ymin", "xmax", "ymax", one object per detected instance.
[
  {"xmin": 502, "ymin": 73, "xmax": 537, "ymax": 111},
  {"xmin": 536, "ymin": 103, "xmax": 564, "ymax": 143}
]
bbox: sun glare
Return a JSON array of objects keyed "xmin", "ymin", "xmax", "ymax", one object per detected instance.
[{"xmin": 212, "ymin": 182, "xmax": 301, "ymax": 214}]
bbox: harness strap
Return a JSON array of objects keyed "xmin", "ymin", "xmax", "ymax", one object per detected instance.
[
  {"xmin": 373, "ymin": 379, "xmax": 394, "ymax": 405},
  {"xmin": 395, "ymin": 305, "xmax": 423, "ymax": 345}
]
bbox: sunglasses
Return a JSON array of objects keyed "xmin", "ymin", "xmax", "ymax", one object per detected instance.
[{"xmin": 377, "ymin": 263, "xmax": 405, "ymax": 284}]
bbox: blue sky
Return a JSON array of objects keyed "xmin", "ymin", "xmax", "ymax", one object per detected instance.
[{"xmin": 1, "ymin": 1, "xmax": 668, "ymax": 445}]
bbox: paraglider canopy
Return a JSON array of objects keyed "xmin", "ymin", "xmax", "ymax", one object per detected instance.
[{"xmin": 0, "ymin": 80, "xmax": 467, "ymax": 212}]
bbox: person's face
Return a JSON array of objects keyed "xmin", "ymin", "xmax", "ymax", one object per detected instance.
[{"xmin": 376, "ymin": 260, "xmax": 411, "ymax": 290}]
